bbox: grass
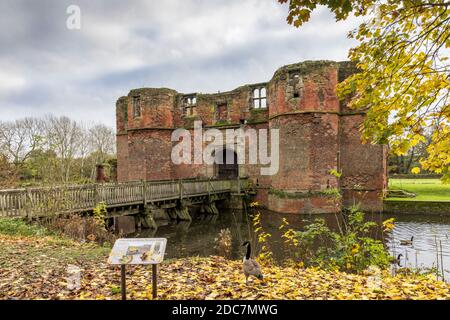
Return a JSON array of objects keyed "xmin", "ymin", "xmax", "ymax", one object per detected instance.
[
  {"xmin": 388, "ymin": 178, "xmax": 450, "ymax": 201},
  {"xmin": 0, "ymin": 218, "xmax": 110, "ymax": 271},
  {"xmin": 0, "ymin": 218, "xmax": 52, "ymax": 237}
]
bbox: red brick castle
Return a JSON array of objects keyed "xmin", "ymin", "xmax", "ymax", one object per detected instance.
[{"xmin": 116, "ymin": 60, "xmax": 387, "ymax": 214}]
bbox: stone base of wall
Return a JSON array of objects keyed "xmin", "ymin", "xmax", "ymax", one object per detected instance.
[
  {"xmin": 267, "ymin": 194, "xmax": 341, "ymax": 214},
  {"xmin": 254, "ymin": 188, "xmax": 269, "ymax": 207},
  {"xmin": 384, "ymin": 200, "xmax": 450, "ymax": 215}
]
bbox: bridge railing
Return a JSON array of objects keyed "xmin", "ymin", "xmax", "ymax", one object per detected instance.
[{"xmin": 0, "ymin": 178, "xmax": 248, "ymax": 218}]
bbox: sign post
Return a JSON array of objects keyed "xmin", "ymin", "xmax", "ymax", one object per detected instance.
[
  {"xmin": 152, "ymin": 264, "xmax": 157, "ymax": 298},
  {"xmin": 108, "ymin": 238, "xmax": 167, "ymax": 300},
  {"xmin": 120, "ymin": 264, "xmax": 126, "ymax": 300}
]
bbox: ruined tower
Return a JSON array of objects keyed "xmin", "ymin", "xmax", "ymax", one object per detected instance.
[{"xmin": 116, "ymin": 60, "xmax": 387, "ymax": 214}]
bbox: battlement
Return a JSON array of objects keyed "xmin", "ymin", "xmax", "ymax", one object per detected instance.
[
  {"xmin": 117, "ymin": 60, "xmax": 359, "ymax": 133},
  {"xmin": 116, "ymin": 60, "xmax": 387, "ymax": 214}
]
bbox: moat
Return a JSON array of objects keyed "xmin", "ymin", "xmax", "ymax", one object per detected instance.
[{"xmin": 130, "ymin": 209, "xmax": 450, "ymax": 281}]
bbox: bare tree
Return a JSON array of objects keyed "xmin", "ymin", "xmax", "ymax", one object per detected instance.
[
  {"xmin": 45, "ymin": 116, "xmax": 82, "ymax": 183},
  {"xmin": 0, "ymin": 115, "xmax": 116, "ymax": 186},
  {"xmin": 0, "ymin": 118, "xmax": 44, "ymax": 166},
  {"xmin": 89, "ymin": 124, "xmax": 115, "ymax": 164},
  {"xmin": 77, "ymin": 124, "xmax": 93, "ymax": 179}
]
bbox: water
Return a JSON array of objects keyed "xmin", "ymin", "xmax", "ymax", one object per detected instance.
[
  {"xmin": 387, "ymin": 217, "xmax": 450, "ymax": 279},
  {"xmin": 131, "ymin": 209, "xmax": 450, "ymax": 280}
]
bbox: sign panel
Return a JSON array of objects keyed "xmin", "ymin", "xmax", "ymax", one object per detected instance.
[{"xmin": 108, "ymin": 238, "xmax": 167, "ymax": 265}]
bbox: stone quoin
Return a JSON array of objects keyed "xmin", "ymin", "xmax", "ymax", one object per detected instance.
[{"xmin": 116, "ymin": 60, "xmax": 388, "ymax": 214}]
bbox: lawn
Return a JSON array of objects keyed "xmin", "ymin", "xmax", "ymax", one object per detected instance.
[{"xmin": 388, "ymin": 178, "xmax": 450, "ymax": 201}]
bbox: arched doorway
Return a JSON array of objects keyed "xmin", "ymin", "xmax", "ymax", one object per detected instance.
[{"xmin": 215, "ymin": 148, "xmax": 238, "ymax": 179}]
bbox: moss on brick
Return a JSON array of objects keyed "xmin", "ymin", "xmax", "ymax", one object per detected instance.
[{"xmin": 269, "ymin": 187, "xmax": 341, "ymax": 199}]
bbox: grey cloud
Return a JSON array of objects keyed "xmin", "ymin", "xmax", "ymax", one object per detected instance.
[{"xmin": 0, "ymin": 0, "xmax": 360, "ymax": 128}]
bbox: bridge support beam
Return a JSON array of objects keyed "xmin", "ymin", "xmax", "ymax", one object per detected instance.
[
  {"xmin": 167, "ymin": 202, "xmax": 192, "ymax": 221},
  {"xmin": 200, "ymin": 199, "xmax": 219, "ymax": 215},
  {"xmin": 174, "ymin": 206, "xmax": 192, "ymax": 221},
  {"xmin": 138, "ymin": 206, "xmax": 157, "ymax": 229}
]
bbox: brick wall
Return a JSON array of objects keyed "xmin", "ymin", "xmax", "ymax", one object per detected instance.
[{"xmin": 116, "ymin": 60, "xmax": 387, "ymax": 213}]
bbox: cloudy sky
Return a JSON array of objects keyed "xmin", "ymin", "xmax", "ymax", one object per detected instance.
[{"xmin": 0, "ymin": 0, "xmax": 362, "ymax": 128}]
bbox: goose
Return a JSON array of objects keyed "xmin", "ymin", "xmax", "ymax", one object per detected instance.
[
  {"xmin": 391, "ymin": 254, "xmax": 403, "ymax": 266},
  {"xmin": 400, "ymin": 236, "xmax": 414, "ymax": 246},
  {"xmin": 241, "ymin": 241, "xmax": 263, "ymax": 284}
]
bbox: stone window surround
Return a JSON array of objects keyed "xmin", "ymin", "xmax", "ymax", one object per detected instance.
[
  {"xmin": 215, "ymin": 101, "xmax": 228, "ymax": 122},
  {"xmin": 132, "ymin": 95, "xmax": 141, "ymax": 118},
  {"xmin": 251, "ymin": 86, "xmax": 267, "ymax": 109},
  {"xmin": 182, "ymin": 94, "xmax": 197, "ymax": 117}
]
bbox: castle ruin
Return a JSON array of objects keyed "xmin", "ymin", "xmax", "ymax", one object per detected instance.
[{"xmin": 116, "ymin": 60, "xmax": 387, "ymax": 214}]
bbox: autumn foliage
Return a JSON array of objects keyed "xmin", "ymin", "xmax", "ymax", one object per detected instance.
[
  {"xmin": 1, "ymin": 226, "xmax": 449, "ymax": 300},
  {"xmin": 279, "ymin": 0, "xmax": 450, "ymax": 181}
]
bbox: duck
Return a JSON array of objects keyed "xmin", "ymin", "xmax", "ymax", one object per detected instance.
[
  {"xmin": 400, "ymin": 236, "xmax": 414, "ymax": 246},
  {"xmin": 391, "ymin": 253, "xmax": 403, "ymax": 266},
  {"xmin": 241, "ymin": 241, "xmax": 263, "ymax": 284}
]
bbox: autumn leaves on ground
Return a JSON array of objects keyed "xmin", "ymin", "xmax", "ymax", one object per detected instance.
[{"xmin": 0, "ymin": 219, "xmax": 449, "ymax": 300}]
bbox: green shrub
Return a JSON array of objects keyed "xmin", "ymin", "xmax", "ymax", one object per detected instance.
[
  {"xmin": 0, "ymin": 218, "xmax": 51, "ymax": 237},
  {"xmin": 291, "ymin": 205, "xmax": 391, "ymax": 273}
]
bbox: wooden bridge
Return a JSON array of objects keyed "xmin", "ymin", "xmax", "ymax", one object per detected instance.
[{"xmin": 0, "ymin": 178, "xmax": 249, "ymax": 219}]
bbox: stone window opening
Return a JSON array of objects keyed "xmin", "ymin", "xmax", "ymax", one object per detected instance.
[
  {"xmin": 183, "ymin": 95, "xmax": 197, "ymax": 117},
  {"xmin": 133, "ymin": 96, "xmax": 141, "ymax": 118},
  {"xmin": 216, "ymin": 102, "xmax": 228, "ymax": 121},
  {"xmin": 288, "ymin": 71, "xmax": 302, "ymax": 100},
  {"xmin": 252, "ymin": 87, "xmax": 267, "ymax": 109}
]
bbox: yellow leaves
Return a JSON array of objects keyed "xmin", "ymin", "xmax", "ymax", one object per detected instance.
[
  {"xmin": 249, "ymin": 201, "xmax": 259, "ymax": 208},
  {"xmin": 251, "ymin": 209, "xmax": 273, "ymax": 264},
  {"xmin": 2, "ymin": 233, "xmax": 450, "ymax": 300},
  {"xmin": 351, "ymin": 244, "xmax": 360, "ymax": 255},
  {"xmin": 382, "ymin": 218, "xmax": 396, "ymax": 232},
  {"xmin": 279, "ymin": 217, "xmax": 289, "ymax": 230},
  {"xmin": 252, "ymin": 213, "xmax": 261, "ymax": 226},
  {"xmin": 313, "ymin": 1, "xmax": 450, "ymax": 177},
  {"xmin": 258, "ymin": 233, "xmax": 271, "ymax": 243},
  {"xmin": 411, "ymin": 167, "xmax": 421, "ymax": 174},
  {"xmin": 329, "ymin": 169, "xmax": 342, "ymax": 178},
  {"xmin": 281, "ymin": 228, "xmax": 299, "ymax": 246}
]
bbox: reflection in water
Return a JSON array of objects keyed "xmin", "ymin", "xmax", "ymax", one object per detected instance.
[
  {"xmin": 131, "ymin": 209, "xmax": 450, "ymax": 281},
  {"xmin": 386, "ymin": 219, "xmax": 450, "ymax": 280}
]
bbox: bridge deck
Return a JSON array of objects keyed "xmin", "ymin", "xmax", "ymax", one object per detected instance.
[{"xmin": 0, "ymin": 179, "xmax": 247, "ymax": 218}]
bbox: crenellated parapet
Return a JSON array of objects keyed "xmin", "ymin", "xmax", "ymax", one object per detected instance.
[{"xmin": 116, "ymin": 60, "xmax": 387, "ymax": 214}]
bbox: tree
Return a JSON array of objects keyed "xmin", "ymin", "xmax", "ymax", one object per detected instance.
[
  {"xmin": 0, "ymin": 153, "xmax": 17, "ymax": 188},
  {"xmin": 0, "ymin": 115, "xmax": 116, "ymax": 186},
  {"xmin": 0, "ymin": 118, "xmax": 44, "ymax": 166},
  {"xmin": 278, "ymin": 0, "xmax": 450, "ymax": 181},
  {"xmin": 89, "ymin": 124, "xmax": 115, "ymax": 165},
  {"xmin": 23, "ymin": 149, "xmax": 59, "ymax": 184},
  {"xmin": 45, "ymin": 116, "xmax": 83, "ymax": 183}
]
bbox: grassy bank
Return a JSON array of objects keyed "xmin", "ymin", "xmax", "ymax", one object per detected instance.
[
  {"xmin": 388, "ymin": 179, "xmax": 450, "ymax": 201},
  {"xmin": 1, "ymin": 218, "xmax": 449, "ymax": 300}
]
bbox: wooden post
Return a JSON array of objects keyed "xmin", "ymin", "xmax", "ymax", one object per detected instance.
[
  {"xmin": 152, "ymin": 264, "xmax": 157, "ymax": 299},
  {"xmin": 121, "ymin": 264, "xmax": 126, "ymax": 300},
  {"xmin": 143, "ymin": 180, "xmax": 147, "ymax": 205},
  {"xmin": 179, "ymin": 179, "xmax": 183, "ymax": 200},
  {"xmin": 26, "ymin": 188, "xmax": 32, "ymax": 221},
  {"xmin": 237, "ymin": 175, "xmax": 241, "ymax": 194},
  {"xmin": 94, "ymin": 184, "xmax": 99, "ymax": 206}
]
